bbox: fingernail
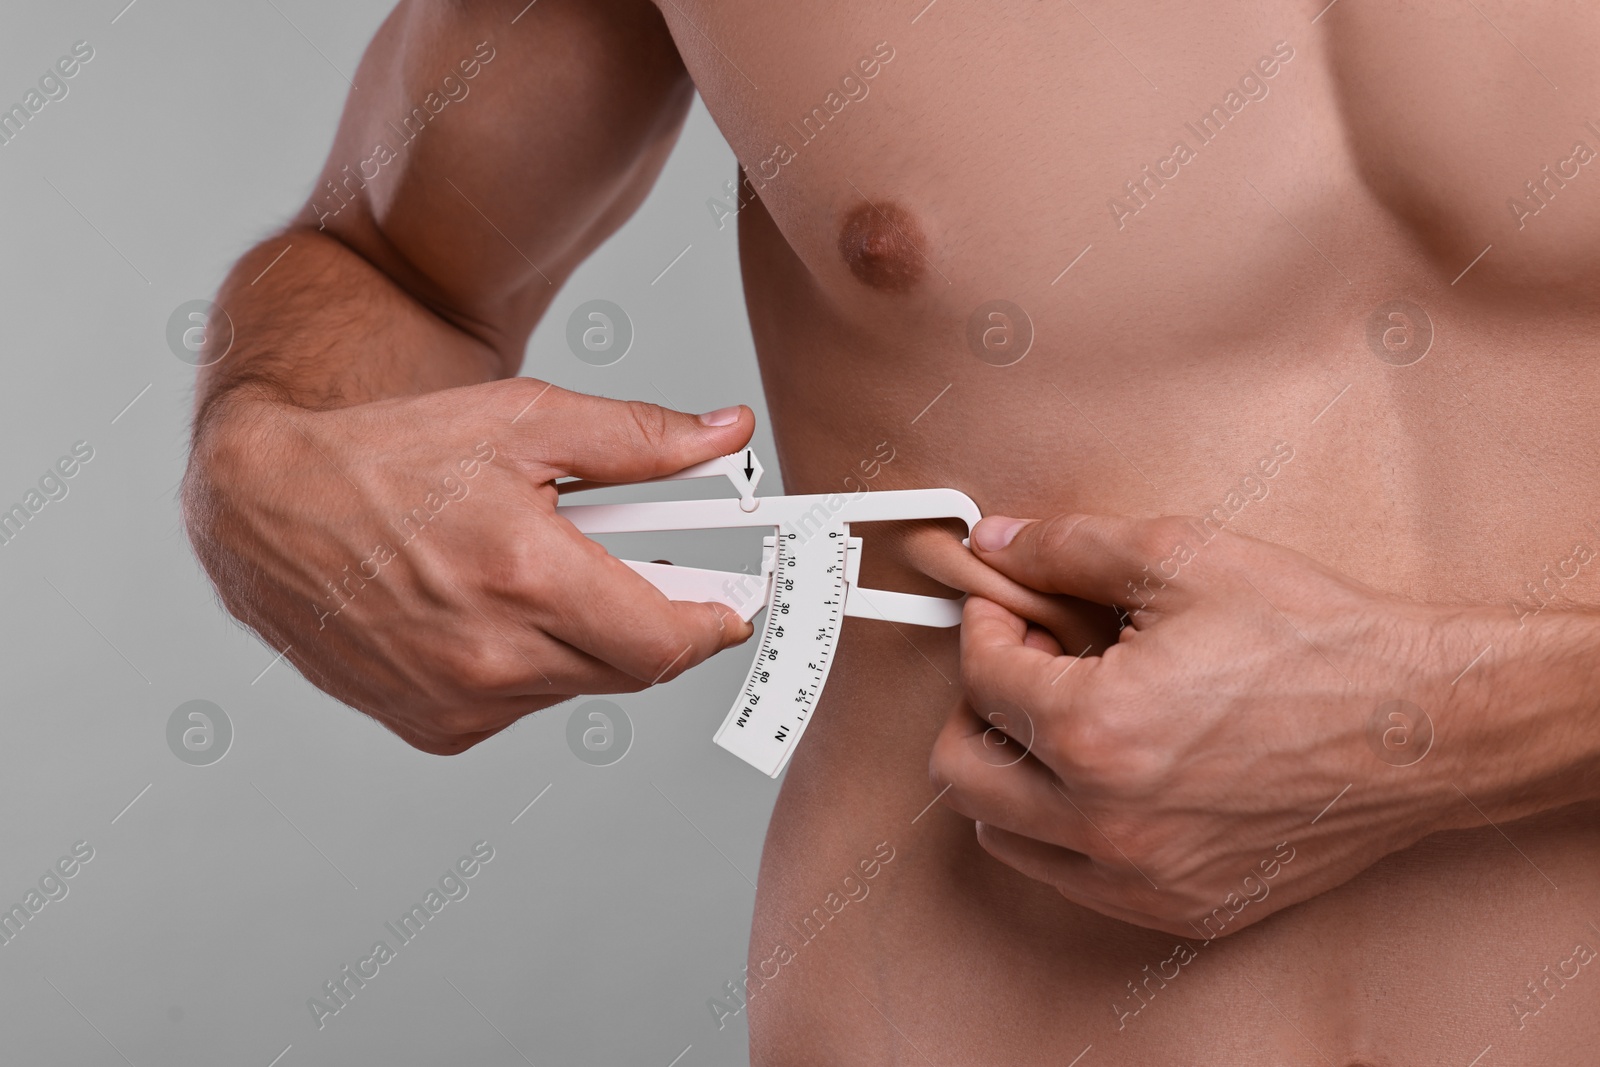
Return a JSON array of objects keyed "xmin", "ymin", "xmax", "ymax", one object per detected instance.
[
  {"xmin": 698, "ymin": 406, "xmax": 742, "ymax": 427},
  {"xmin": 972, "ymin": 516, "xmax": 1027, "ymax": 552}
]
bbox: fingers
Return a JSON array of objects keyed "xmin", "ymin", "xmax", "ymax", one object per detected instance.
[
  {"xmin": 933, "ymin": 695, "xmax": 1175, "ymax": 929},
  {"xmin": 899, "ymin": 519, "xmax": 1120, "ymax": 654},
  {"xmin": 384, "ymin": 634, "xmax": 673, "ymax": 754},
  {"xmin": 961, "ymin": 596, "xmax": 1091, "ymax": 717},
  {"xmin": 536, "ymin": 513, "xmax": 753, "ymax": 683},
  {"xmin": 1024, "ymin": 624, "xmax": 1065, "ymax": 656},
  {"xmin": 974, "ymin": 823, "xmax": 1166, "ymax": 930},
  {"xmin": 974, "ymin": 822, "xmax": 1094, "ymax": 890},
  {"xmin": 507, "ymin": 380, "xmax": 754, "ymax": 484},
  {"xmin": 971, "ymin": 513, "xmax": 1194, "ymax": 611},
  {"xmin": 388, "ymin": 691, "xmax": 569, "ymax": 755},
  {"xmin": 931, "ymin": 702, "xmax": 1097, "ymax": 853}
]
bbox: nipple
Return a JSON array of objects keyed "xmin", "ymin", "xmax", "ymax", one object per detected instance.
[{"xmin": 837, "ymin": 200, "xmax": 927, "ymax": 292}]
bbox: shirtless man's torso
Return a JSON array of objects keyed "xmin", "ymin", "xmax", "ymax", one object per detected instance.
[
  {"xmin": 186, "ymin": 1, "xmax": 1600, "ymax": 1063},
  {"xmin": 674, "ymin": 3, "xmax": 1600, "ymax": 1063}
]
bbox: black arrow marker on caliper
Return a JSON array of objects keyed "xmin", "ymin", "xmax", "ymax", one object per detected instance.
[{"xmin": 744, "ymin": 450, "xmax": 754, "ymax": 481}]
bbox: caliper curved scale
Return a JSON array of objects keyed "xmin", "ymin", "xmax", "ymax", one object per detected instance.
[{"xmin": 556, "ymin": 451, "xmax": 981, "ymax": 777}]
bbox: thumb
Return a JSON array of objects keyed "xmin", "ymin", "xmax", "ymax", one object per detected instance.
[
  {"xmin": 971, "ymin": 513, "xmax": 1182, "ymax": 609},
  {"xmin": 511, "ymin": 380, "xmax": 754, "ymax": 483}
]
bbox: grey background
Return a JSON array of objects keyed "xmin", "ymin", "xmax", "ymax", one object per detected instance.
[{"xmin": 0, "ymin": 2, "xmax": 777, "ymax": 1064}]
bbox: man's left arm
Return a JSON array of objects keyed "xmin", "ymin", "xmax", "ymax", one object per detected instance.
[{"xmin": 932, "ymin": 512, "xmax": 1600, "ymax": 936}]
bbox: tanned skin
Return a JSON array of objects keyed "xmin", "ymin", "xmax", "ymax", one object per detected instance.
[{"xmin": 186, "ymin": 1, "xmax": 1600, "ymax": 1063}]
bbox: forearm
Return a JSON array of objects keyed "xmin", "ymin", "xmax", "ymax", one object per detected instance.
[
  {"xmin": 192, "ymin": 228, "xmax": 507, "ymax": 437},
  {"xmin": 1436, "ymin": 602, "xmax": 1600, "ymax": 824}
]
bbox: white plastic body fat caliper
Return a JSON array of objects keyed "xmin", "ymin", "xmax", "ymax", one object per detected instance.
[{"xmin": 556, "ymin": 451, "xmax": 981, "ymax": 777}]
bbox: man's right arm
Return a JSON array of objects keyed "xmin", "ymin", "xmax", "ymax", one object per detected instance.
[{"xmin": 184, "ymin": 0, "xmax": 754, "ymax": 754}]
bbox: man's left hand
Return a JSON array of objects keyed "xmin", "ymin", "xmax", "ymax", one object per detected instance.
[{"xmin": 934, "ymin": 512, "xmax": 1492, "ymax": 937}]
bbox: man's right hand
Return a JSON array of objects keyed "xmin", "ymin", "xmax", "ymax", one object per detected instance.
[
  {"xmin": 184, "ymin": 379, "xmax": 755, "ymax": 754},
  {"xmin": 182, "ymin": 0, "xmax": 747, "ymax": 751}
]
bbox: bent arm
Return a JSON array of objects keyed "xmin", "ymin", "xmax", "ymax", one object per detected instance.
[
  {"xmin": 192, "ymin": 0, "xmax": 694, "ymax": 432},
  {"xmin": 179, "ymin": 0, "xmax": 759, "ymax": 755}
]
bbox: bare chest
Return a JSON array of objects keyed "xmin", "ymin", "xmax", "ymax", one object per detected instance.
[
  {"xmin": 659, "ymin": 0, "xmax": 1600, "ymax": 307},
  {"xmin": 656, "ymin": 0, "xmax": 1600, "ymax": 606}
]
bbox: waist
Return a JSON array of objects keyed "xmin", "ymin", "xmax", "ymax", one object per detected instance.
[
  {"xmin": 756, "ymin": 326, "xmax": 1600, "ymax": 611},
  {"xmin": 744, "ymin": 621, "xmax": 1600, "ymax": 1066}
]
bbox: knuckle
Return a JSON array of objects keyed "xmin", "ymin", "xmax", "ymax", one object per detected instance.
[
  {"xmin": 395, "ymin": 729, "xmax": 462, "ymax": 756},
  {"xmin": 483, "ymin": 537, "xmax": 547, "ymax": 603},
  {"xmin": 957, "ymin": 644, "xmax": 995, "ymax": 698},
  {"xmin": 507, "ymin": 375, "xmax": 555, "ymax": 404},
  {"xmin": 1066, "ymin": 706, "xmax": 1122, "ymax": 766},
  {"xmin": 1051, "ymin": 679, "xmax": 1114, "ymax": 763},
  {"xmin": 497, "ymin": 376, "xmax": 559, "ymax": 428},
  {"xmin": 429, "ymin": 704, "xmax": 505, "ymax": 739},
  {"xmin": 437, "ymin": 638, "xmax": 529, "ymax": 696},
  {"xmin": 1027, "ymin": 716, "xmax": 1069, "ymax": 771},
  {"xmin": 1153, "ymin": 515, "xmax": 1195, "ymax": 550},
  {"xmin": 1051, "ymin": 696, "xmax": 1144, "ymax": 785},
  {"xmin": 614, "ymin": 672, "xmax": 652, "ymax": 694},
  {"xmin": 1067, "ymin": 727, "xmax": 1137, "ymax": 788},
  {"xmin": 1134, "ymin": 517, "xmax": 1187, "ymax": 561},
  {"xmin": 623, "ymin": 400, "xmax": 675, "ymax": 456},
  {"xmin": 633, "ymin": 627, "xmax": 694, "ymax": 684},
  {"xmin": 1033, "ymin": 514, "xmax": 1082, "ymax": 560}
]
